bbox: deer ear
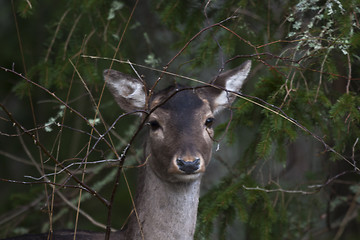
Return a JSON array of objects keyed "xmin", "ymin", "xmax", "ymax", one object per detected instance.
[
  {"xmin": 103, "ymin": 69, "xmax": 147, "ymax": 112},
  {"xmin": 206, "ymin": 60, "xmax": 251, "ymax": 114}
]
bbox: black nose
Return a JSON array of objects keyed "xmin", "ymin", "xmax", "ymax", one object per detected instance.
[{"xmin": 176, "ymin": 157, "xmax": 200, "ymax": 174}]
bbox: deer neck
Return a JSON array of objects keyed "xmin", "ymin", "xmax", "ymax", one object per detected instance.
[{"xmin": 125, "ymin": 163, "xmax": 201, "ymax": 240}]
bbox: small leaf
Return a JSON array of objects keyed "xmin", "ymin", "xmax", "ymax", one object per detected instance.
[{"xmin": 107, "ymin": 1, "xmax": 124, "ymax": 20}]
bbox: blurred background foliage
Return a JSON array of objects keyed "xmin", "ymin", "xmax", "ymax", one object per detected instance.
[{"xmin": 0, "ymin": 0, "xmax": 360, "ymax": 239}]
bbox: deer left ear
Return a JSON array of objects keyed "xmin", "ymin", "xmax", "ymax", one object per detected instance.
[
  {"xmin": 103, "ymin": 69, "xmax": 147, "ymax": 113},
  {"xmin": 204, "ymin": 60, "xmax": 251, "ymax": 114}
]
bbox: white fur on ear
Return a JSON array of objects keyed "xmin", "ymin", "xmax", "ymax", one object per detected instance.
[
  {"xmin": 107, "ymin": 79, "xmax": 146, "ymax": 109},
  {"xmin": 214, "ymin": 61, "xmax": 251, "ymax": 113},
  {"xmin": 103, "ymin": 69, "xmax": 147, "ymax": 112}
]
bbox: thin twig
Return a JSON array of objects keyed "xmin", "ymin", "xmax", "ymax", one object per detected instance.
[
  {"xmin": 242, "ymin": 185, "xmax": 318, "ymax": 195},
  {"xmin": 104, "ymin": 0, "xmax": 140, "ymax": 239},
  {"xmin": 315, "ymin": 50, "xmax": 330, "ymax": 102},
  {"xmin": 333, "ymin": 191, "xmax": 360, "ymax": 240},
  {"xmin": 45, "ymin": 9, "xmax": 71, "ymax": 62},
  {"xmin": 0, "ymin": 66, "xmax": 119, "ymax": 158},
  {"xmin": 346, "ymin": 52, "xmax": 352, "ymax": 94},
  {"xmin": 63, "ymin": 14, "xmax": 82, "ymax": 60},
  {"xmin": 352, "ymin": 138, "xmax": 359, "ymax": 171},
  {"xmin": 57, "ymin": 191, "xmax": 117, "ymax": 232},
  {"xmin": 24, "ymin": 159, "xmax": 121, "ymax": 181},
  {"xmin": 82, "ymin": 55, "xmax": 357, "ymax": 172},
  {"xmin": 0, "ymin": 195, "xmax": 43, "ymax": 226},
  {"xmin": 0, "ymin": 103, "xmax": 110, "ymax": 207}
]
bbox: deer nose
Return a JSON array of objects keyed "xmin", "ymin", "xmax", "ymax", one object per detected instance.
[{"xmin": 176, "ymin": 157, "xmax": 200, "ymax": 174}]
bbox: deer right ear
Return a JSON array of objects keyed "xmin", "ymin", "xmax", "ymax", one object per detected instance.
[
  {"xmin": 199, "ymin": 61, "xmax": 251, "ymax": 115},
  {"xmin": 103, "ymin": 69, "xmax": 147, "ymax": 112}
]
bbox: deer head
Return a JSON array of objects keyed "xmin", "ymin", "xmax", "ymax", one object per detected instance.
[{"xmin": 103, "ymin": 61, "xmax": 251, "ymax": 183}]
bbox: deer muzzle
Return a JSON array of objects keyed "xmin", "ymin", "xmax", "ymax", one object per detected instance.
[{"xmin": 176, "ymin": 157, "xmax": 200, "ymax": 174}]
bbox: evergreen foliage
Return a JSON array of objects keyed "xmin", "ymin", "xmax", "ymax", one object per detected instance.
[{"xmin": 151, "ymin": 0, "xmax": 360, "ymax": 239}]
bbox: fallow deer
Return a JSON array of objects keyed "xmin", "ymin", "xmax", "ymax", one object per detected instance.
[{"xmin": 3, "ymin": 60, "xmax": 251, "ymax": 240}]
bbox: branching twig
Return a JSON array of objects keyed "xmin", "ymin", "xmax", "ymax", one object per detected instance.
[
  {"xmin": 0, "ymin": 66, "xmax": 119, "ymax": 159},
  {"xmin": 242, "ymin": 185, "xmax": 318, "ymax": 195},
  {"xmin": 0, "ymin": 103, "xmax": 110, "ymax": 207}
]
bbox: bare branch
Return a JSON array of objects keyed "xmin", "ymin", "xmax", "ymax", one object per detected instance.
[{"xmin": 242, "ymin": 185, "xmax": 318, "ymax": 195}]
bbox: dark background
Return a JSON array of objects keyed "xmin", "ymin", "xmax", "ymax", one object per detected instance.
[{"xmin": 1, "ymin": 1, "xmax": 359, "ymax": 239}]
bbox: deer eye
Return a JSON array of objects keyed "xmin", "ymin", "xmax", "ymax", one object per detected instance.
[
  {"xmin": 205, "ymin": 117, "xmax": 214, "ymax": 128},
  {"xmin": 148, "ymin": 120, "xmax": 161, "ymax": 131}
]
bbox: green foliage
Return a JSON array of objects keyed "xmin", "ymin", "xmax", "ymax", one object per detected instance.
[
  {"xmin": 10, "ymin": 185, "xmax": 43, "ymax": 207},
  {"xmin": 196, "ymin": 176, "xmax": 250, "ymax": 239},
  {"xmin": 2, "ymin": 0, "xmax": 360, "ymax": 239},
  {"xmin": 329, "ymin": 93, "xmax": 360, "ymax": 156},
  {"xmin": 17, "ymin": 0, "xmax": 38, "ymax": 18},
  {"xmin": 246, "ymin": 193, "xmax": 277, "ymax": 240},
  {"xmin": 152, "ymin": 0, "xmax": 360, "ymax": 239},
  {"xmin": 13, "ymin": 0, "xmax": 139, "ymax": 98},
  {"xmin": 151, "ymin": 0, "xmax": 255, "ymax": 69},
  {"xmin": 196, "ymin": 175, "xmax": 290, "ymax": 240}
]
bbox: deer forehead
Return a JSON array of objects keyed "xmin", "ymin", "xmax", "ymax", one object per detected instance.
[{"xmin": 150, "ymin": 89, "xmax": 212, "ymax": 124}]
